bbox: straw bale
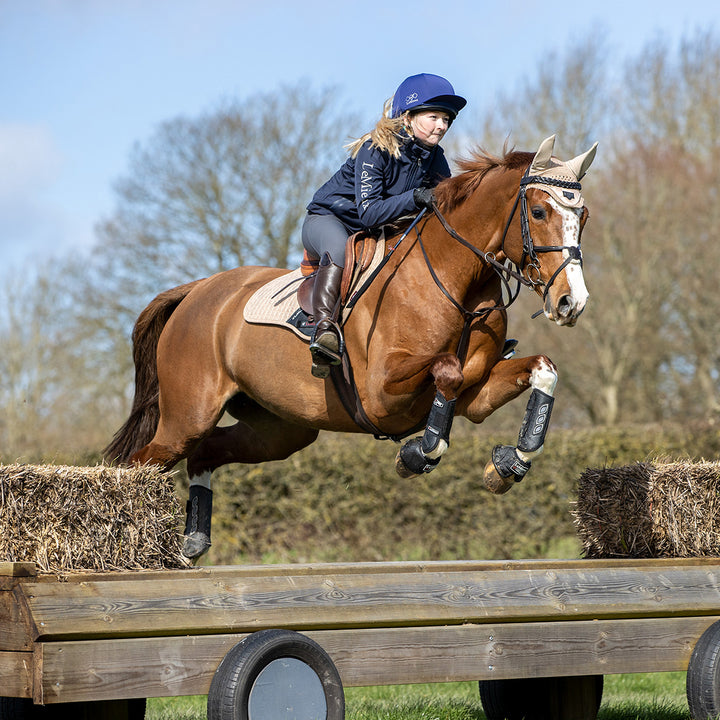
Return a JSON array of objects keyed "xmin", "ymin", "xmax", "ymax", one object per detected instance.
[
  {"xmin": 573, "ymin": 459, "xmax": 720, "ymax": 558},
  {"xmin": 0, "ymin": 463, "xmax": 190, "ymax": 573}
]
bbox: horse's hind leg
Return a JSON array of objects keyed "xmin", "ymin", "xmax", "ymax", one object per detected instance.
[
  {"xmin": 182, "ymin": 397, "xmax": 319, "ymax": 559},
  {"xmin": 129, "ymin": 403, "xmax": 225, "ymax": 479},
  {"xmin": 130, "ymin": 373, "xmax": 229, "ymax": 470}
]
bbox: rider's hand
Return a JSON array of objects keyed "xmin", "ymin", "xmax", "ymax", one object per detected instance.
[{"xmin": 413, "ymin": 187, "xmax": 435, "ymax": 209}]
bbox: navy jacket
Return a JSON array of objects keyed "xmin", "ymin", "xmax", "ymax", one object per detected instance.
[{"xmin": 307, "ymin": 136, "xmax": 451, "ymax": 233}]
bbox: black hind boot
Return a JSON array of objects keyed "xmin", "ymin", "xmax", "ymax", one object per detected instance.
[
  {"xmin": 182, "ymin": 485, "xmax": 212, "ymax": 559},
  {"xmin": 309, "ymin": 253, "xmax": 344, "ymax": 378}
]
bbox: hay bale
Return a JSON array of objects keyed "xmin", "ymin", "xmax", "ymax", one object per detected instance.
[
  {"xmin": 0, "ymin": 463, "xmax": 190, "ymax": 573},
  {"xmin": 573, "ymin": 459, "xmax": 720, "ymax": 558}
]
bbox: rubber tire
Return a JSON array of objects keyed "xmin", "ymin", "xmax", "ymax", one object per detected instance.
[
  {"xmin": 687, "ymin": 619, "xmax": 720, "ymax": 719},
  {"xmin": 479, "ymin": 675, "xmax": 603, "ymax": 720},
  {"xmin": 0, "ymin": 698, "xmax": 146, "ymax": 719},
  {"xmin": 207, "ymin": 629, "xmax": 345, "ymax": 720}
]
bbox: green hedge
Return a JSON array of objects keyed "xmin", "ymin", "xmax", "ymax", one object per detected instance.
[{"xmin": 195, "ymin": 421, "xmax": 720, "ymax": 565}]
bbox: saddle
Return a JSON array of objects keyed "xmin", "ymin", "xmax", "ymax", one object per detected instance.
[{"xmin": 297, "ymin": 230, "xmax": 382, "ymax": 318}]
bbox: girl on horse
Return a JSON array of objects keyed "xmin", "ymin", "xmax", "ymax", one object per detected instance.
[{"xmin": 302, "ymin": 73, "xmax": 466, "ymax": 377}]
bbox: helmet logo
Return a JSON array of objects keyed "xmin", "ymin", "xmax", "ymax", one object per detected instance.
[{"xmin": 405, "ymin": 92, "xmax": 419, "ymax": 106}]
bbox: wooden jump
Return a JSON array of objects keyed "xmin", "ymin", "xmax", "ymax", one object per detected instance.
[{"xmin": 3, "ymin": 557, "xmax": 720, "ymax": 707}]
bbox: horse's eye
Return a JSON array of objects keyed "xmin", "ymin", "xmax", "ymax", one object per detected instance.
[{"xmin": 531, "ymin": 206, "xmax": 546, "ymax": 220}]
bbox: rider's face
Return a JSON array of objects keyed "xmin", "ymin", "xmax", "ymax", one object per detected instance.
[{"xmin": 409, "ymin": 110, "xmax": 451, "ymax": 147}]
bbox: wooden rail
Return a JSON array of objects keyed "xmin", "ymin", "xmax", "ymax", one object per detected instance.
[{"xmin": 2, "ymin": 558, "xmax": 720, "ymax": 705}]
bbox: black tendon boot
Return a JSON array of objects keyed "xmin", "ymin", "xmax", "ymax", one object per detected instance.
[
  {"xmin": 182, "ymin": 485, "xmax": 213, "ymax": 559},
  {"xmin": 309, "ymin": 253, "xmax": 344, "ymax": 378}
]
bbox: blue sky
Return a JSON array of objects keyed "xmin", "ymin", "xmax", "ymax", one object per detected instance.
[{"xmin": 1, "ymin": 0, "xmax": 717, "ymax": 272}]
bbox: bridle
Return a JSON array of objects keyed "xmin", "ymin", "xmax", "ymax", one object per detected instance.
[
  {"xmin": 336, "ymin": 164, "xmax": 586, "ymax": 441},
  {"xmin": 345, "ymin": 165, "xmax": 586, "ymax": 363},
  {"xmin": 516, "ymin": 172, "xmax": 584, "ymax": 307},
  {"xmin": 421, "ymin": 167, "xmax": 586, "ymax": 354},
  {"xmin": 432, "ymin": 168, "xmax": 584, "ymax": 301}
]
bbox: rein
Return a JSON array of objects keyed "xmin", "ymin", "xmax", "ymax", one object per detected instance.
[
  {"xmin": 427, "ymin": 168, "xmax": 585, "ymax": 333},
  {"xmin": 344, "ymin": 208, "xmax": 429, "ymax": 313},
  {"xmin": 345, "ymin": 166, "xmax": 585, "ymax": 363},
  {"xmin": 332, "ymin": 166, "xmax": 585, "ymax": 439},
  {"xmin": 414, "ymin": 216, "xmax": 509, "ymax": 364}
]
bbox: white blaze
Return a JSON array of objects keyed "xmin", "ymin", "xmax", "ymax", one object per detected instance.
[{"xmin": 548, "ymin": 197, "xmax": 589, "ymax": 313}]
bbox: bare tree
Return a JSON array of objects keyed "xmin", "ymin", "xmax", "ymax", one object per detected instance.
[
  {"xmin": 77, "ymin": 83, "xmax": 359, "ymax": 410},
  {"xmin": 0, "ymin": 260, "xmax": 125, "ymax": 460},
  {"xmin": 0, "ymin": 271, "xmax": 50, "ymax": 457},
  {"xmin": 474, "ymin": 31, "xmax": 611, "ymax": 158},
  {"xmin": 467, "ymin": 28, "xmax": 720, "ymax": 427},
  {"xmin": 619, "ymin": 30, "xmax": 720, "ymax": 420},
  {"xmin": 95, "ymin": 83, "xmax": 356, "ymax": 290},
  {"xmin": 0, "ymin": 84, "xmax": 361, "ymax": 460},
  {"xmin": 556, "ymin": 144, "xmax": 678, "ymax": 425}
]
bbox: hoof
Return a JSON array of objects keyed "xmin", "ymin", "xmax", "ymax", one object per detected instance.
[
  {"xmin": 395, "ymin": 437, "xmax": 441, "ymax": 478},
  {"xmin": 182, "ymin": 532, "xmax": 211, "ymax": 560},
  {"xmin": 481, "ymin": 461, "xmax": 516, "ymax": 494},
  {"xmin": 395, "ymin": 449, "xmax": 419, "ymax": 479},
  {"xmin": 480, "ymin": 445, "xmax": 531, "ymax": 494}
]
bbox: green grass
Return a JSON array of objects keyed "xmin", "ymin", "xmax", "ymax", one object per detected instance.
[
  {"xmin": 145, "ymin": 672, "xmax": 693, "ymax": 719},
  {"xmin": 599, "ymin": 672, "xmax": 690, "ymax": 719}
]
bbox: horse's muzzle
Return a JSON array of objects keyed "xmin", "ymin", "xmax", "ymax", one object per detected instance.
[{"xmin": 545, "ymin": 293, "xmax": 586, "ymax": 326}]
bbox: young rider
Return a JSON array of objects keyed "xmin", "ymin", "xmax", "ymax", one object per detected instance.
[{"xmin": 302, "ymin": 72, "xmax": 466, "ymax": 377}]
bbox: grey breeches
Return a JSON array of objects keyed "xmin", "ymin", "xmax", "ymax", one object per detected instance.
[{"xmin": 301, "ymin": 213, "xmax": 350, "ymax": 268}]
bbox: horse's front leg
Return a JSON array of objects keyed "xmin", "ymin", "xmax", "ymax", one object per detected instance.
[
  {"xmin": 392, "ymin": 353, "xmax": 464, "ymax": 478},
  {"xmin": 457, "ymin": 354, "xmax": 558, "ymax": 494}
]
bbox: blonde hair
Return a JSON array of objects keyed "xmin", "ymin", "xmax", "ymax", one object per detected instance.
[{"xmin": 345, "ymin": 98, "xmax": 409, "ymax": 159}]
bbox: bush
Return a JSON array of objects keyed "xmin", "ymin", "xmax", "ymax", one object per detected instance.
[{"xmin": 192, "ymin": 421, "xmax": 720, "ymax": 565}]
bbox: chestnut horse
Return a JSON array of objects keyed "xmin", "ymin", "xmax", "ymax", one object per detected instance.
[{"xmin": 105, "ymin": 135, "xmax": 597, "ymax": 559}]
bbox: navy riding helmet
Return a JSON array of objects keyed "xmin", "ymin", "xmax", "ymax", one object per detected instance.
[{"xmin": 391, "ymin": 73, "xmax": 467, "ymax": 119}]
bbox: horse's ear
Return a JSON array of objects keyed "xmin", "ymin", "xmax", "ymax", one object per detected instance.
[
  {"xmin": 567, "ymin": 142, "xmax": 599, "ymax": 180},
  {"xmin": 530, "ymin": 135, "xmax": 556, "ymax": 174}
]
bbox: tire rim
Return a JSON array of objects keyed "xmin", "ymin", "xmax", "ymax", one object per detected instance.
[{"xmin": 248, "ymin": 657, "xmax": 327, "ymax": 719}]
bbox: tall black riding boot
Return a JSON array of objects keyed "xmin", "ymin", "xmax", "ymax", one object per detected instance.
[{"xmin": 309, "ymin": 253, "xmax": 344, "ymax": 378}]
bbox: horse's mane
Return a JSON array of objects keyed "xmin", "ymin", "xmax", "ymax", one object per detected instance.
[
  {"xmin": 381, "ymin": 148, "xmax": 534, "ymax": 237},
  {"xmin": 435, "ymin": 148, "xmax": 534, "ymax": 213}
]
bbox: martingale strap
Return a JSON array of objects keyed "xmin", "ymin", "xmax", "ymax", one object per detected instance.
[
  {"xmin": 415, "ymin": 221, "xmax": 497, "ymax": 364},
  {"xmin": 329, "ymin": 354, "xmax": 425, "ymax": 442},
  {"xmin": 330, "ymin": 166, "xmax": 585, "ymax": 437}
]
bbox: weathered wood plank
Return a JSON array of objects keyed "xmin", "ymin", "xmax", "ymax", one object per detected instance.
[
  {"xmin": 0, "ymin": 650, "xmax": 33, "ymax": 698},
  {"xmin": 0, "ymin": 563, "xmax": 37, "ymax": 593},
  {"xmin": 20, "ymin": 563, "xmax": 720, "ymax": 640},
  {"xmin": 36, "ymin": 616, "xmax": 717, "ymax": 703},
  {"xmin": 0, "ymin": 562, "xmax": 37, "ymax": 578},
  {"xmin": 20, "ymin": 556, "xmax": 720, "ymax": 585},
  {"xmin": 0, "ymin": 587, "xmax": 35, "ymax": 651}
]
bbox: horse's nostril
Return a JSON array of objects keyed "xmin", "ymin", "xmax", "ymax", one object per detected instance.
[{"xmin": 557, "ymin": 296, "xmax": 574, "ymax": 317}]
